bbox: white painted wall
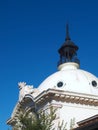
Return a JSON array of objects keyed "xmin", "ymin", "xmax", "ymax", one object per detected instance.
[{"xmin": 52, "ymin": 101, "xmax": 98, "ymax": 130}]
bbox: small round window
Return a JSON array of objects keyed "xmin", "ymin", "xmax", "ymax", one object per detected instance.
[
  {"xmin": 57, "ymin": 81, "xmax": 63, "ymax": 87},
  {"xmin": 92, "ymin": 80, "xmax": 97, "ymax": 87}
]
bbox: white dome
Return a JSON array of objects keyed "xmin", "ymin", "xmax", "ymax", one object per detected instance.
[{"xmin": 38, "ymin": 63, "xmax": 98, "ymax": 96}]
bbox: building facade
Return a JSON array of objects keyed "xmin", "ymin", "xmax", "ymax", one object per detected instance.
[{"xmin": 7, "ymin": 25, "xmax": 98, "ymax": 130}]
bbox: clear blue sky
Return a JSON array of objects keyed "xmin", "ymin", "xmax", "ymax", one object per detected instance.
[{"xmin": 1, "ymin": 0, "xmax": 98, "ymax": 129}]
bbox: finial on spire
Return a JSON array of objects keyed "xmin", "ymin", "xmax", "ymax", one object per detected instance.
[{"xmin": 65, "ymin": 24, "xmax": 71, "ymax": 41}]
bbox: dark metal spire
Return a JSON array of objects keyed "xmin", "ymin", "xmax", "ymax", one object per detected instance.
[{"xmin": 65, "ymin": 24, "xmax": 71, "ymax": 41}]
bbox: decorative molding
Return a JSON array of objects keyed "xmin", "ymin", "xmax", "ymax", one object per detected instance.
[{"xmin": 34, "ymin": 89, "xmax": 98, "ymax": 106}]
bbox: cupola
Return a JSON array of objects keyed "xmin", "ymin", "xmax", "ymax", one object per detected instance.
[{"xmin": 58, "ymin": 24, "xmax": 80, "ymax": 70}]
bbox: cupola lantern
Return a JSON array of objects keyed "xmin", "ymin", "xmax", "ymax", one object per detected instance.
[{"xmin": 58, "ymin": 24, "xmax": 80, "ymax": 66}]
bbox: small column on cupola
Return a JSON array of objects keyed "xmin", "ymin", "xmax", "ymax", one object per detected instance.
[{"xmin": 58, "ymin": 24, "xmax": 80, "ymax": 70}]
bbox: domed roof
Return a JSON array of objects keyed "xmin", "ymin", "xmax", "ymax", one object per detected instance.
[
  {"xmin": 38, "ymin": 63, "xmax": 98, "ymax": 96},
  {"xmin": 38, "ymin": 26, "xmax": 98, "ymax": 96}
]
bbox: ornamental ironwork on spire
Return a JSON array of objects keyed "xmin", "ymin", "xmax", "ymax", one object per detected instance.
[{"xmin": 58, "ymin": 24, "xmax": 80, "ymax": 66}]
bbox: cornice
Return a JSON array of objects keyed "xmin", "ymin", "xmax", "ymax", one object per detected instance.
[{"xmin": 34, "ymin": 89, "xmax": 98, "ymax": 106}]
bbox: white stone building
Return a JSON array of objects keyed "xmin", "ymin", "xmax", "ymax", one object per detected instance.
[{"xmin": 7, "ymin": 25, "xmax": 98, "ymax": 130}]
